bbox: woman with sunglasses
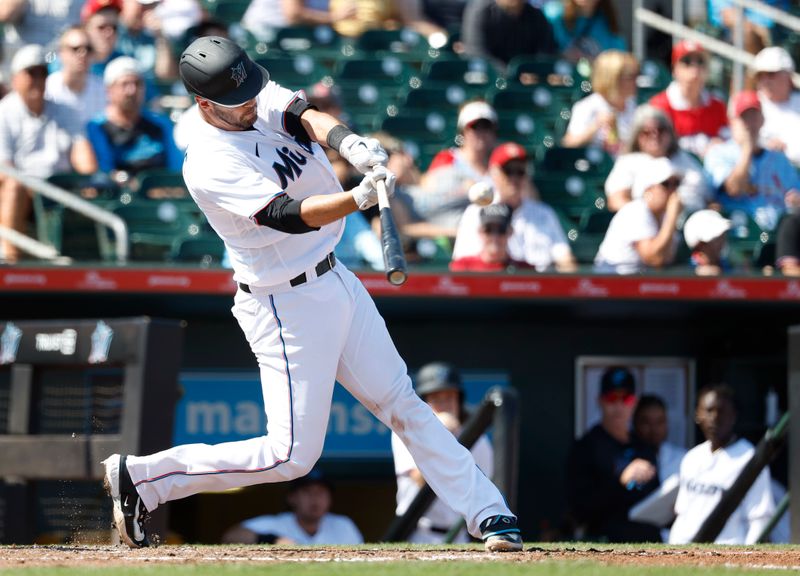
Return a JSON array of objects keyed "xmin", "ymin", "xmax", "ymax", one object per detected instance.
[
  {"xmin": 650, "ymin": 41, "xmax": 729, "ymax": 159},
  {"xmin": 604, "ymin": 105, "xmax": 711, "ymax": 213},
  {"xmin": 595, "ymin": 156, "xmax": 683, "ymax": 274}
]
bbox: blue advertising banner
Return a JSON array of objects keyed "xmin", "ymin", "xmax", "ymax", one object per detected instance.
[{"xmin": 174, "ymin": 371, "xmax": 508, "ymax": 459}]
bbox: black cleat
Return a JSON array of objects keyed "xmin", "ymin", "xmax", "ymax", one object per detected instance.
[{"xmin": 103, "ymin": 454, "xmax": 150, "ymax": 548}]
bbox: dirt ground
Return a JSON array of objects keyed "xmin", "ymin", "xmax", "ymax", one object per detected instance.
[{"xmin": 2, "ymin": 545, "xmax": 800, "ymax": 569}]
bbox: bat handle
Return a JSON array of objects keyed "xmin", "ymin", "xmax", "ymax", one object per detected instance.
[{"xmin": 377, "ymin": 178, "xmax": 391, "ymax": 210}]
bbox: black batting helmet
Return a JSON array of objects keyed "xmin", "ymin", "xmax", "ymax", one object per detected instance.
[
  {"xmin": 414, "ymin": 362, "xmax": 463, "ymax": 398},
  {"xmin": 179, "ymin": 36, "xmax": 269, "ymax": 106}
]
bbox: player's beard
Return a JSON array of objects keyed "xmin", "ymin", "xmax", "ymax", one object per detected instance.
[{"xmin": 213, "ymin": 100, "xmax": 258, "ymax": 130}]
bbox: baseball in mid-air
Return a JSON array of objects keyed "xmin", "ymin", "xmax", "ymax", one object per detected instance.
[{"xmin": 468, "ymin": 181, "xmax": 494, "ymax": 206}]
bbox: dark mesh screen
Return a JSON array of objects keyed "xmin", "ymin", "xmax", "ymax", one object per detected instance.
[
  {"xmin": 32, "ymin": 367, "xmax": 124, "ymax": 435},
  {"xmin": 0, "ymin": 368, "xmax": 9, "ymax": 434},
  {"xmin": 35, "ymin": 480, "xmax": 111, "ymax": 543}
]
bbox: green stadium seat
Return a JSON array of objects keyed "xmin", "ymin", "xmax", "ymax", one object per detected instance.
[
  {"xmin": 538, "ymin": 146, "xmax": 614, "ymax": 178},
  {"xmin": 170, "ymin": 234, "xmax": 226, "ymax": 267},
  {"xmin": 400, "ymin": 83, "xmax": 476, "ymax": 113},
  {"xmin": 534, "ymin": 173, "xmax": 606, "ymax": 220},
  {"xmin": 504, "ymin": 55, "xmax": 578, "ymax": 87},
  {"xmin": 334, "ymin": 57, "xmax": 417, "ymax": 87},
  {"xmin": 380, "ymin": 110, "xmax": 454, "ymax": 144},
  {"xmin": 203, "ymin": 0, "xmax": 250, "ymax": 26},
  {"xmin": 349, "ymin": 28, "xmax": 432, "ymax": 65},
  {"xmin": 135, "ymin": 169, "xmax": 187, "ymax": 198},
  {"xmin": 335, "ymin": 81, "xmax": 401, "ymax": 132},
  {"xmin": 578, "ymin": 208, "xmax": 614, "ymax": 234},
  {"xmin": 495, "ymin": 112, "xmax": 557, "ymax": 158},
  {"xmin": 255, "ymin": 54, "xmax": 331, "ymax": 90},
  {"xmin": 269, "ymin": 25, "xmax": 344, "ymax": 62},
  {"xmin": 421, "ymin": 56, "xmax": 498, "ymax": 88},
  {"xmin": 638, "ymin": 59, "xmax": 671, "ymax": 91}
]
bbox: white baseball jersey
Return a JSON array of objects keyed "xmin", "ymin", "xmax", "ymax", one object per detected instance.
[
  {"xmin": 392, "ymin": 432, "xmax": 494, "ymax": 543},
  {"xmin": 669, "ymin": 438, "xmax": 775, "ymax": 544},
  {"xmin": 242, "ymin": 511, "xmax": 363, "ymax": 544},
  {"xmin": 124, "ymin": 79, "xmax": 514, "ymax": 540},
  {"xmin": 452, "ymin": 198, "xmax": 571, "ymax": 270}
]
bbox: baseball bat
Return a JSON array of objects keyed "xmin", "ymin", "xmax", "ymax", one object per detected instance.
[{"xmin": 377, "ymin": 179, "xmax": 408, "ymax": 286}]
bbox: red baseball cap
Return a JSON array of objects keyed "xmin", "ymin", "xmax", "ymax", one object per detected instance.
[
  {"xmin": 672, "ymin": 40, "xmax": 706, "ymax": 67},
  {"xmin": 489, "ymin": 142, "xmax": 527, "ymax": 168},
  {"xmin": 81, "ymin": 0, "xmax": 122, "ymax": 22},
  {"xmin": 732, "ymin": 90, "xmax": 761, "ymax": 117}
]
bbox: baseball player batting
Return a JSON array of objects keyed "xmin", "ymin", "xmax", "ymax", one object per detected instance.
[{"xmin": 101, "ymin": 36, "xmax": 522, "ymax": 552}]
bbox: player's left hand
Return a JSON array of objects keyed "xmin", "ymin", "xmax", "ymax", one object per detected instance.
[
  {"xmin": 351, "ymin": 166, "xmax": 396, "ymax": 210},
  {"xmin": 339, "ymin": 134, "xmax": 388, "ymax": 174}
]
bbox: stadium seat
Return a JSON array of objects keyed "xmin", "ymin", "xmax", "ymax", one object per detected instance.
[
  {"xmin": 271, "ymin": 25, "xmax": 343, "ymax": 57},
  {"xmin": 135, "ymin": 169, "xmax": 188, "ymax": 198},
  {"xmin": 334, "ymin": 57, "xmax": 417, "ymax": 87},
  {"xmin": 349, "ymin": 28, "xmax": 432, "ymax": 65},
  {"xmin": 534, "ymin": 173, "xmax": 606, "ymax": 220},
  {"xmin": 538, "ymin": 146, "xmax": 614, "ymax": 178},
  {"xmin": 421, "ymin": 56, "xmax": 498, "ymax": 88},
  {"xmin": 504, "ymin": 55, "xmax": 578, "ymax": 87},
  {"xmin": 170, "ymin": 234, "xmax": 226, "ymax": 267},
  {"xmin": 335, "ymin": 81, "xmax": 402, "ymax": 132},
  {"xmin": 400, "ymin": 83, "xmax": 476, "ymax": 113},
  {"xmin": 203, "ymin": 0, "xmax": 250, "ymax": 26},
  {"xmin": 380, "ymin": 111, "xmax": 454, "ymax": 144},
  {"xmin": 488, "ymin": 85, "xmax": 573, "ymax": 135},
  {"xmin": 255, "ymin": 54, "xmax": 331, "ymax": 90}
]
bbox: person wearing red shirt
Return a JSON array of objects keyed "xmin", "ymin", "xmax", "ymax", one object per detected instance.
[
  {"xmin": 650, "ymin": 41, "xmax": 729, "ymax": 159},
  {"xmin": 450, "ymin": 203, "xmax": 533, "ymax": 272}
]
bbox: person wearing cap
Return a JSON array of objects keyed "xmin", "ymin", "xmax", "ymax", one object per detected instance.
[
  {"xmin": 450, "ymin": 203, "xmax": 533, "ymax": 271},
  {"xmin": 562, "ymin": 49, "xmax": 639, "ymax": 156},
  {"xmin": 704, "ymin": 90, "xmax": 800, "ymax": 230},
  {"xmin": 86, "ymin": 56, "xmax": 181, "ymax": 176},
  {"xmin": 605, "ymin": 105, "xmax": 711, "ymax": 214},
  {"xmin": 116, "ymin": 0, "xmax": 178, "ymax": 81},
  {"xmin": 461, "ymin": 0, "xmax": 556, "ymax": 73},
  {"xmin": 594, "ymin": 156, "xmax": 683, "ymax": 274},
  {"xmin": 752, "ymin": 47, "xmax": 800, "ymax": 166},
  {"xmin": 102, "ymin": 36, "xmax": 523, "ymax": 553},
  {"xmin": 0, "ymin": 44, "xmax": 97, "ymax": 262},
  {"xmin": 452, "ymin": 142, "xmax": 577, "ymax": 272},
  {"xmin": 566, "ymin": 366, "xmax": 661, "ymax": 542},
  {"xmin": 392, "ymin": 362, "xmax": 494, "ymax": 543},
  {"xmin": 81, "ymin": 0, "xmax": 125, "ymax": 77},
  {"xmin": 683, "ymin": 209, "xmax": 732, "ymax": 276},
  {"xmin": 45, "ymin": 26, "xmax": 108, "ymax": 134},
  {"xmin": 416, "ymin": 100, "xmax": 498, "ymax": 233},
  {"xmin": 222, "ymin": 470, "xmax": 363, "ymax": 545},
  {"xmin": 650, "ymin": 40, "xmax": 729, "ymax": 159}
]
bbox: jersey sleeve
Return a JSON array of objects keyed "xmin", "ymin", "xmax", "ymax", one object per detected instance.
[{"xmin": 256, "ymin": 81, "xmax": 309, "ymax": 136}]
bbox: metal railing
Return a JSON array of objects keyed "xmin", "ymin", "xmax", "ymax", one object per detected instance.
[{"xmin": 0, "ymin": 165, "xmax": 129, "ymax": 262}]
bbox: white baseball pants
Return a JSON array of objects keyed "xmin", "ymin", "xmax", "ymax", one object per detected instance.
[{"xmin": 126, "ymin": 263, "xmax": 512, "ymax": 537}]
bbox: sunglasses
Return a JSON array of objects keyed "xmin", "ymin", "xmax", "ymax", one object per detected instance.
[
  {"xmin": 481, "ymin": 224, "xmax": 509, "ymax": 236},
  {"xmin": 679, "ymin": 55, "xmax": 707, "ymax": 67},
  {"xmin": 468, "ymin": 119, "xmax": 497, "ymax": 132},
  {"xmin": 660, "ymin": 177, "xmax": 682, "ymax": 191},
  {"xmin": 65, "ymin": 44, "xmax": 92, "ymax": 54},
  {"xmin": 640, "ymin": 126, "xmax": 667, "ymax": 138},
  {"xmin": 24, "ymin": 67, "xmax": 49, "ymax": 78},
  {"xmin": 501, "ymin": 165, "xmax": 527, "ymax": 178}
]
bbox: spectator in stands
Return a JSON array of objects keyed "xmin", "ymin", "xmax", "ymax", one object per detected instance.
[
  {"xmin": 594, "ymin": 156, "xmax": 682, "ymax": 274},
  {"xmin": 45, "ymin": 25, "xmax": 107, "ymax": 134},
  {"xmin": 669, "ymin": 384, "xmax": 775, "ymax": 544},
  {"xmin": 0, "ymin": 0, "xmax": 83, "ymax": 73},
  {"xmin": 415, "ymin": 100, "xmax": 498, "ymax": 234},
  {"xmin": 222, "ymin": 470, "xmax": 363, "ymax": 545},
  {"xmin": 243, "ymin": 0, "xmax": 356, "ymax": 40},
  {"xmin": 0, "ymin": 45, "xmax": 97, "ymax": 262},
  {"xmin": 543, "ymin": 0, "xmax": 626, "ymax": 63},
  {"xmin": 392, "ymin": 362, "xmax": 494, "ymax": 543},
  {"xmin": 650, "ymin": 41, "xmax": 729, "ymax": 159},
  {"xmin": 704, "ymin": 90, "xmax": 800, "ymax": 232},
  {"xmin": 422, "ymin": 0, "xmax": 468, "ymax": 31},
  {"xmin": 82, "ymin": 0, "xmax": 124, "ymax": 77},
  {"xmin": 683, "ymin": 209, "xmax": 732, "ymax": 276},
  {"xmin": 450, "ymin": 203, "xmax": 533, "ymax": 271},
  {"xmin": 117, "ymin": 0, "xmax": 178, "ymax": 81},
  {"xmin": 753, "ymin": 47, "xmax": 800, "ymax": 166},
  {"xmin": 87, "ymin": 56, "xmax": 181, "ymax": 177},
  {"xmin": 633, "ymin": 394, "xmax": 686, "ymax": 483},
  {"xmin": 150, "ymin": 0, "xmax": 202, "ymax": 44},
  {"xmin": 707, "ymin": 0, "xmax": 789, "ymax": 56},
  {"xmin": 566, "ymin": 366, "xmax": 661, "ymax": 542},
  {"xmin": 452, "ymin": 142, "xmax": 577, "ymax": 272},
  {"xmin": 329, "ymin": 0, "xmax": 445, "ymax": 39},
  {"xmin": 775, "ymin": 212, "xmax": 800, "ymax": 276},
  {"xmin": 561, "ymin": 49, "xmax": 639, "ymax": 156},
  {"xmin": 461, "ymin": 0, "xmax": 557, "ymax": 73},
  {"xmin": 604, "ymin": 105, "xmax": 711, "ymax": 213}
]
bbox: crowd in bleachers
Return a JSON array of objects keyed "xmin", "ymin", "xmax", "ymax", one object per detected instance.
[{"xmin": 2, "ymin": 0, "xmax": 800, "ymax": 275}]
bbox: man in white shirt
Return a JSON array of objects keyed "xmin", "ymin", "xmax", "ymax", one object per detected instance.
[
  {"xmin": 452, "ymin": 142, "xmax": 576, "ymax": 271},
  {"xmin": 222, "ymin": 470, "xmax": 363, "ymax": 545},
  {"xmin": 45, "ymin": 25, "xmax": 107, "ymax": 134},
  {"xmin": 754, "ymin": 47, "xmax": 800, "ymax": 166},
  {"xmin": 669, "ymin": 385, "xmax": 775, "ymax": 544},
  {"xmin": 392, "ymin": 363, "xmax": 494, "ymax": 543},
  {"xmin": 0, "ymin": 44, "xmax": 97, "ymax": 262},
  {"xmin": 594, "ymin": 156, "xmax": 682, "ymax": 274}
]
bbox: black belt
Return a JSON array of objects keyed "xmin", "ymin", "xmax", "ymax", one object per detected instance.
[{"xmin": 238, "ymin": 252, "xmax": 336, "ymax": 293}]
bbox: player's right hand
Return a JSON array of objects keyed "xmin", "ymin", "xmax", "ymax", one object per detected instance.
[
  {"xmin": 339, "ymin": 134, "xmax": 389, "ymax": 174},
  {"xmin": 351, "ymin": 166, "xmax": 396, "ymax": 210}
]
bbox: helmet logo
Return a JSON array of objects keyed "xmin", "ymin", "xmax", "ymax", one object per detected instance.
[{"xmin": 230, "ymin": 61, "xmax": 247, "ymax": 87}]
